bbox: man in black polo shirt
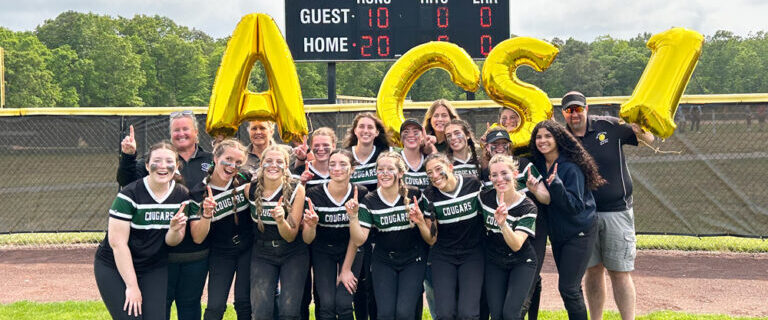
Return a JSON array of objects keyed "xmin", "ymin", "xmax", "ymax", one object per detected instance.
[{"xmin": 560, "ymin": 91, "xmax": 653, "ymax": 320}]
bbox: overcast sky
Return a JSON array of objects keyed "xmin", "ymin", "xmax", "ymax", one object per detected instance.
[{"xmin": 0, "ymin": 0, "xmax": 766, "ymax": 41}]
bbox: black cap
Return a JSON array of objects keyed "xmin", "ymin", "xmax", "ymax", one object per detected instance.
[
  {"xmin": 486, "ymin": 129, "xmax": 511, "ymax": 143},
  {"xmin": 400, "ymin": 118, "xmax": 423, "ymax": 132},
  {"xmin": 561, "ymin": 91, "xmax": 587, "ymax": 109}
]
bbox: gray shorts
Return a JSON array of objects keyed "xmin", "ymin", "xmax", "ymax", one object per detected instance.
[{"xmin": 587, "ymin": 208, "xmax": 636, "ymax": 272}]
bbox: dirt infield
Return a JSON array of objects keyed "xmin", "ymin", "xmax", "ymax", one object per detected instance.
[{"xmin": 1, "ymin": 246, "xmax": 767, "ymax": 317}]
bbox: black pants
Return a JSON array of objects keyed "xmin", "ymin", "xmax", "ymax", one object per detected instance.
[
  {"xmin": 312, "ymin": 244, "xmax": 362, "ymax": 320},
  {"xmin": 484, "ymin": 254, "xmax": 537, "ymax": 320},
  {"xmin": 166, "ymin": 257, "xmax": 208, "ymax": 320},
  {"xmin": 430, "ymin": 248, "xmax": 484, "ymax": 320},
  {"xmin": 94, "ymin": 257, "xmax": 167, "ymax": 320},
  {"xmin": 550, "ymin": 224, "xmax": 597, "ymax": 320},
  {"xmin": 300, "ymin": 250, "xmax": 314, "ymax": 320},
  {"xmin": 354, "ymin": 241, "xmax": 377, "ymax": 320},
  {"xmin": 524, "ymin": 209, "xmax": 549, "ymax": 320},
  {"xmin": 370, "ymin": 252, "xmax": 427, "ymax": 320},
  {"xmin": 204, "ymin": 248, "xmax": 252, "ymax": 320},
  {"xmin": 251, "ymin": 242, "xmax": 310, "ymax": 320}
]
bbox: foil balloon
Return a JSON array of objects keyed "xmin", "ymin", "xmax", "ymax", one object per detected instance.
[
  {"xmin": 482, "ymin": 37, "xmax": 559, "ymax": 150},
  {"xmin": 376, "ymin": 41, "xmax": 480, "ymax": 145},
  {"xmin": 207, "ymin": 13, "xmax": 307, "ymax": 143},
  {"xmin": 620, "ymin": 28, "xmax": 704, "ymax": 139}
]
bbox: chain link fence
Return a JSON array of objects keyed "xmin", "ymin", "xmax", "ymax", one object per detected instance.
[{"xmin": 1, "ymin": 101, "xmax": 767, "ymax": 247}]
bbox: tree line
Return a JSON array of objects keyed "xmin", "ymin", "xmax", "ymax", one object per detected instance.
[{"xmin": 0, "ymin": 11, "xmax": 766, "ymax": 108}]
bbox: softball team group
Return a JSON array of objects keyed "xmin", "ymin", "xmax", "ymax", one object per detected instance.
[{"xmin": 96, "ymin": 99, "xmax": 605, "ymax": 320}]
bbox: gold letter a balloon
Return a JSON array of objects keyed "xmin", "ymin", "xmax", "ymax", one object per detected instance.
[{"xmin": 207, "ymin": 14, "xmax": 307, "ymax": 142}]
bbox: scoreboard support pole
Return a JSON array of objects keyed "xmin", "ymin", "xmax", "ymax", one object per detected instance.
[
  {"xmin": 327, "ymin": 62, "xmax": 336, "ymax": 104},
  {"xmin": 466, "ymin": 91, "xmax": 475, "ymax": 101}
]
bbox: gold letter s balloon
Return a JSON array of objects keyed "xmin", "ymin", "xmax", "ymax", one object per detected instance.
[
  {"xmin": 620, "ymin": 28, "xmax": 703, "ymax": 139},
  {"xmin": 207, "ymin": 14, "xmax": 307, "ymax": 142},
  {"xmin": 482, "ymin": 37, "xmax": 559, "ymax": 150},
  {"xmin": 376, "ymin": 42, "xmax": 480, "ymax": 145}
]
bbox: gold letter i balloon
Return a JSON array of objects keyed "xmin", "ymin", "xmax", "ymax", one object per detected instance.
[
  {"xmin": 620, "ymin": 27, "xmax": 704, "ymax": 139},
  {"xmin": 207, "ymin": 14, "xmax": 307, "ymax": 142},
  {"xmin": 482, "ymin": 37, "xmax": 559, "ymax": 150},
  {"xmin": 376, "ymin": 41, "xmax": 480, "ymax": 145}
]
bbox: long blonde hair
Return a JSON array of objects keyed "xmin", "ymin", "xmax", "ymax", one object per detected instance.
[
  {"xmin": 205, "ymin": 139, "xmax": 247, "ymax": 224},
  {"xmin": 251, "ymin": 145, "xmax": 296, "ymax": 232}
]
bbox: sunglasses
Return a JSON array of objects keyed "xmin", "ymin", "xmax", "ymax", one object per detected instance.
[
  {"xmin": 170, "ymin": 110, "xmax": 195, "ymax": 119},
  {"xmin": 563, "ymin": 106, "xmax": 585, "ymax": 114}
]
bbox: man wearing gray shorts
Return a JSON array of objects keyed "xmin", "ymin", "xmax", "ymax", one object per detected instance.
[{"xmin": 560, "ymin": 91, "xmax": 654, "ymax": 320}]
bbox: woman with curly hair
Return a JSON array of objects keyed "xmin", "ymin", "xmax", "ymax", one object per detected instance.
[{"xmin": 527, "ymin": 120, "xmax": 605, "ymax": 320}]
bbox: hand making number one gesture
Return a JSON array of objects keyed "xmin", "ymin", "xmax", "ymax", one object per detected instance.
[
  {"xmin": 299, "ymin": 162, "xmax": 315, "ymax": 184},
  {"xmin": 345, "ymin": 187, "xmax": 359, "ymax": 219},
  {"xmin": 303, "ymin": 198, "xmax": 319, "ymax": 229},
  {"xmin": 270, "ymin": 196, "xmax": 286, "ymax": 223},
  {"xmin": 202, "ymin": 186, "xmax": 216, "ymax": 219},
  {"xmin": 121, "ymin": 125, "xmax": 137, "ymax": 155},
  {"xmin": 169, "ymin": 203, "xmax": 188, "ymax": 232}
]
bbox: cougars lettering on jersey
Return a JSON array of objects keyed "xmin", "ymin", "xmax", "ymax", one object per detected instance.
[
  {"xmin": 478, "ymin": 189, "xmax": 536, "ymax": 235},
  {"xmin": 249, "ymin": 181, "xmax": 300, "ymax": 241},
  {"xmin": 305, "ymin": 183, "xmax": 367, "ymax": 250},
  {"xmin": 401, "ymin": 150, "xmax": 430, "ymax": 191},
  {"xmin": 421, "ymin": 175, "xmax": 484, "ymax": 251},
  {"xmin": 359, "ymin": 187, "xmax": 427, "ymax": 255},
  {"xmin": 188, "ymin": 183, "xmax": 248, "ymax": 222},
  {"xmin": 350, "ymin": 145, "xmax": 389, "ymax": 190},
  {"xmin": 452, "ymin": 156, "xmax": 480, "ymax": 178}
]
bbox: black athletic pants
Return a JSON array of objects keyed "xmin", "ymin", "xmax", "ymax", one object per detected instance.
[
  {"xmin": 312, "ymin": 244, "xmax": 363, "ymax": 320},
  {"xmin": 484, "ymin": 251, "xmax": 537, "ymax": 320},
  {"xmin": 370, "ymin": 252, "xmax": 426, "ymax": 320},
  {"xmin": 550, "ymin": 224, "xmax": 597, "ymax": 320},
  {"xmin": 166, "ymin": 256, "xmax": 208, "ymax": 320},
  {"xmin": 354, "ymin": 241, "xmax": 377, "ymax": 319},
  {"xmin": 95, "ymin": 257, "xmax": 167, "ymax": 320},
  {"xmin": 250, "ymin": 241, "xmax": 310, "ymax": 320},
  {"xmin": 430, "ymin": 248, "xmax": 484, "ymax": 320},
  {"xmin": 204, "ymin": 247, "xmax": 252, "ymax": 320},
  {"xmin": 524, "ymin": 208, "xmax": 548, "ymax": 320}
]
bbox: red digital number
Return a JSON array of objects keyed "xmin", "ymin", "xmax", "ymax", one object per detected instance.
[
  {"xmin": 437, "ymin": 35, "xmax": 449, "ymax": 42},
  {"xmin": 368, "ymin": 8, "xmax": 373, "ymax": 28},
  {"xmin": 481, "ymin": 35, "xmax": 492, "ymax": 56},
  {"xmin": 361, "ymin": 35, "xmax": 373, "ymax": 57},
  {"xmin": 378, "ymin": 36, "xmax": 390, "ymax": 57},
  {"xmin": 437, "ymin": 7, "xmax": 449, "ymax": 28},
  {"xmin": 480, "ymin": 6, "xmax": 492, "ymax": 28},
  {"xmin": 377, "ymin": 7, "xmax": 389, "ymax": 29}
]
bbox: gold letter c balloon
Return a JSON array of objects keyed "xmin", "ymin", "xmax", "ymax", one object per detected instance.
[
  {"xmin": 482, "ymin": 37, "xmax": 559, "ymax": 150},
  {"xmin": 207, "ymin": 14, "xmax": 307, "ymax": 142},
  {"xmin": 376, "ymin": 42, "xmax": 480, "ymax": 145},
  {"xmin": 620, "ymin": 27, "xmax": 704, "ymax": 139}
]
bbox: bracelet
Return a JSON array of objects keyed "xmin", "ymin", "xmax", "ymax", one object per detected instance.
[
  {"xmin": 202, "ymin": 213, "xmax": 213, "ymax": 219},
  {"xmin": 296, "ymin": 156, "xmax": 307, "ymax": 161}
]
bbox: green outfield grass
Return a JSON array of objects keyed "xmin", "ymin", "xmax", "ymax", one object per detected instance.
[
  {"xmin": 0, "ymin": 301, "xmax": 766, "ymax": 320},
  {"xmin": 1, "ymin": 232, "xmax": 766, "ymax": 252}
]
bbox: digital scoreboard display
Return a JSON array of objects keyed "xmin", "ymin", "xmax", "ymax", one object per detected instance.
[{"xmin": 285, "ymin": 0, "xmax": 510, "ymax": 61}]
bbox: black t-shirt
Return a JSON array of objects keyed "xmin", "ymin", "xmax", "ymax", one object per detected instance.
[
  {"xmin": 422, "ymin": 175, "xmax": 484, "ymax": 253},
  {"xmin": 350, "ymin": 145, "xmax": 388, "ymax": 191},
  {"xmin": 96, "ymin": 178, "xmax": 190, "ymax": 273},
  {"xmin": 478, "ymin": 188, "xmax": 537, "ymax": 260},
  {"xmin": 359, "ymin": 187, "xmax": 427, "ymax": 257},
  {"xmin": 188, "ymin": 178, "xmax": 253, "ymax": 254},
  {"xmin": 305, "ymin": 183, "xmax": 368, "ymax": 251},
  {"xmin": 248, "ymin": 180, "xmax": 301, "ymax": 241},
  {"xmin": 569, "ymin": 116, "xmax": 638, "ymax": 211}
]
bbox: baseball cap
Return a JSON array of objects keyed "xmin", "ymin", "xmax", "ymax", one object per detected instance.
[
  {"xmin": 400, "ymin": 118, "xmax": 423, "ymax": 132},
  {"xmin": 486, "ymin": 129, "xmax": 511, "ymax": 143},
  {"xmin": 561, "ymin": 91, "xmax": 587, "ymax": 109}
]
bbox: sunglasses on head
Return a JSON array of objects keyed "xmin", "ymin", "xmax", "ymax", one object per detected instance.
[
  {"xmin": 563, "ymin": 106, "xmax": 585, "ymax": 114},
  {"xmin": 170, "ymin": 110, "xmax": 195, "ymax": 119}
]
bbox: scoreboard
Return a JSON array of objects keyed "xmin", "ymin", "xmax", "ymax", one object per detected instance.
[{"xmin": 285, "ymin": 0, "xmax": 510, "ymax": 61}]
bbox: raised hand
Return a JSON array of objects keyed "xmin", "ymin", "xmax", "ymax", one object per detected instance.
[
  {"xmin": 494, "ymin": 191, "xmax": 507, "ymax": 227},
  {"xmin": 121, "ymin": 125, "xmax": 137, "ymax": 155},
  {"xmin": 300, "ymin": 162, "xmax": 315, "ymax": 184},
  {"xmin": 293, "ymin": 136, "xmax": 309, "ymax": 161},
  {"xmin": 303, "ymin": 198, "xmax": 319, "ymax": 229},
  {"xmin": 270, "ymin": 196, "xmax": 286, "ymax": 223},
  {"xmin": 202, "ymin": 186, "xmax": 216, "ymax": 218},
  {"xmin": 408, "ymin": 195, "xmax": 425, "ymax": 225},
  {"xmin": 422, "ymin": 127, "xmax": 437, "ymax": 154},
  {"xmin": 546, "ymin": 163, "xmax": 558, "ymax": 186},
  {"xmin": 525, "ymin": 166, "xmax": 540, "ymax": 191},
  {"xmin": 170, "ymin": 203, "xmax": 188, "ymax": 232},
  {"xmin": 345, "ymin": 187, "xmax": 359, "ymax": 219}
]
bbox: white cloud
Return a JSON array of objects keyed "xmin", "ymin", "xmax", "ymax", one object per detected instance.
[{"xmin": 0, "ymin": 0, "xmax": 764, "ymax": 40}]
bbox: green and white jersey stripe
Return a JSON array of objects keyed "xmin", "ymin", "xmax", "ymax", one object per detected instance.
[
  {"xmin": 315, "ymin": 183, "xmax": 353, "ymax": 228},
  {"xmin": 188, "ymin": 180, "xmax": 248, "ymax": 222},
  {"xmin": 359, "ymin": 189, "xmax": 418, "ymax": 232},
  {"xmin": 453, "ymin": 155, "xmax": 480, "ymax": 178},
  {"xmin": 350, "ymin": 145, "xmax": 390, "ymax": 187},
  {"xmin": 109, "ymin": 179, "xmax": 189, "ymax": 230},
  {"xmin": 249, "ymin": 183, "xmax": 299, "ymax": 225},
  {"xmin": 422, "ymin": 176, "xmax": 481, "ymax": 225},
  {"xmin": 401, "ymin": 150, "xmax": 430, "ymax": 191},
  {"xmin": 479, "ymin": 191, "xmax": 537, "ymax": 235}
]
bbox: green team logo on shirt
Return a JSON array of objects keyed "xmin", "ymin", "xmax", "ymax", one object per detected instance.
[
  {"xmin": 431, "ymin": 192, "xmax": 480, "ymax": 224},
  {"xmin": 188, "ymin": 185, "xmax": 248, "ymax": 222},
  {"xmin": 111, "ymin": 193, "xmax": 183, "ymax": 229},
  {"xmin": 480, "ymin": 200, "xmax": 536, "ymax": 234},
  {"xmin": 359, "ymin": 204, "xmax": 414, "ymax": 232},
  {"xmin": 351, "ymin": 162, "xmax": 377, "ymax": 186}
]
